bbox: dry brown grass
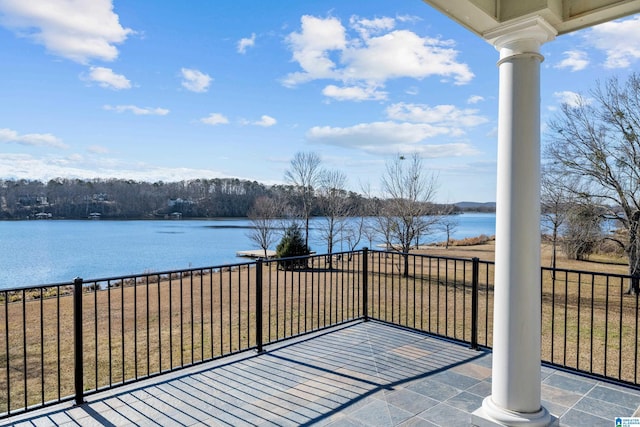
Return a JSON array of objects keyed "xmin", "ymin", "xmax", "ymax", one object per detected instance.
[
  {"xmin": 1, "ymin": 244, "xmax": 638, "ymax": 415},
  {"xmin": 417, "ymin": 241, "xmax": 639, "ymax": 383},
  {"xmin": 421, "ymin": 239, "xmax": 630, "ymax": 274},
  {"xmin": 420, "ymin": 241, "xmax": 497, "ymax": 261}
]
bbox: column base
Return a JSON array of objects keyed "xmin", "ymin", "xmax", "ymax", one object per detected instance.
[{"xmin": 471, "ymin": 396, "xmax": 558, "ymax": 427}]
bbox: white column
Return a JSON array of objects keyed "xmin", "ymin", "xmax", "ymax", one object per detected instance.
[{"xmin": 472, "ymin": 17, "xmax": 557, "ymax": 427}]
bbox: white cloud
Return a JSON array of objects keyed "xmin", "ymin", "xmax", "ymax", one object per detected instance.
[
  {"xmin": 307, "ymin": 121, "xmax": 479, "ymax": 156},
  {"xmin": 553, "ymin": 91, "xmax": 592, "ymax": 107},
  {"xmin": 240, "ymin": 115, "xmax": 277, "ymax": 127},
  {"xmin": 322, "ymin": 84, "xmax": 387, "ymax": 101},
  {"xmin": 0, "ymin": 0, "xmax": 133, "ymax": 64},
  {"xmin": 200, "ymin": 113, "xmax": 229, "ymax": 126},
  {"xmin": 586, "ymin": 16, "xmax": 640, "ymax": 68},
  {"xmin": 0, "ymin": 153, "xmax": 230, "ymax": 182},
  {"xmin": 181, "ymin": 68, "xmax": 212, "ymax": 93},
  {"xmin": 405, "ymin": 86, "xmax": 419, "ymax": 96},
  {"xmin": 386, "ymin": 103, "xmax": 488, "ymax": 127},
  {"xmin": 283, "ymin": 15, "xmax": 473, "ymax": 91},
  {"xmin": 253, "ymin": 115, "xmax": 277, "ymax": 127},
  {"xmin": 344, "ymin": 30, "xmax": 471, "ymax": 84},
  {"xmin": 467, "ymin": 95, "xmax": 484, "ymax": 104},
  {"xmin": 283, "ymin": 15, "xmax": 346, "ymax": 86},
  {"xmin": 349, "ymin": 15, "xmax": 395, "ymax": 39},
  {"xmin": 554, "ymin": 50, "xmax": 589, "ymax": 71},
  {"xmin": 395, "ymin": 14, "xmax": 421, "ymax": 24},
  {"xmin": 237, "ymin": 33, "xmax": 256, "ymax": 54},
  {"xmin": 307, "ymin": 101, "xmax": 487, "ymax": 156},
  {"xmin": 86, "ymin": 66, "xmax": 131, "ymax": 90},
  {"xmin": 87, "ymin": 145, "xmax": 109, "ymax": 154},
  {"xmin": 103, "ymin": 105, "xmax": 169, "ymax": 115},
  {"xmin": 308, "ymin": 121, "xmax": 447, "ymax": 145},
  {"xmin": 0, "ymin": 128, "xmax": 67, "ymax": 149}
]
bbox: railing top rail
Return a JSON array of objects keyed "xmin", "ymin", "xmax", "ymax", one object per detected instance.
[
  {"xmin": 0, "ymin": 249, "xmax": 368, "ymax": 293},
  {"xmin": 83, "ymin": 261, "xmax": 259, "ymax": 283},
  {"xmin": 541, "ymin": 265, "xmax": 632, "ymax": 280},
  {"xmin": 0, "ymin": 279, "xmax": 75, "ymax": 293},
  {"xmin": 0, "ymin": 260, "xmax": 257, "ymax": 293},
  {"xmin": 262, "ymin": 250, "xmax": 362, "ymax": 263},
  {"xmin": 369, "ymin": 248, "xmax": 495, "ymax": 265}
]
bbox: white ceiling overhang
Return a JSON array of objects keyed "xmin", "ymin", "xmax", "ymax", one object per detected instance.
[{"xmin": 422, "ymin": 0, "xmax": 640, "ymax": 38}]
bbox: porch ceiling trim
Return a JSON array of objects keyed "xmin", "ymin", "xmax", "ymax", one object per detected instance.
[{"xmin": 422, "ymin": 0, "xmax": 640, "ymax": 38}]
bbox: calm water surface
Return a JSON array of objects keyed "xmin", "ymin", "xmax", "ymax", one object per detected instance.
[{"xmin": 0, "ymin": 213, "xmax": 495, "ymax": 289}]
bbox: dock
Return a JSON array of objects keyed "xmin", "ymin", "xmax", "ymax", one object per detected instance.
[{"xmin": 236, "ymin": 249, "xmax": 276, "ymax": 259}]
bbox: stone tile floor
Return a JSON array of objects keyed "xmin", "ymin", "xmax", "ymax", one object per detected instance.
[{"xmin": 3, "ymin": 321, "xmax": 640, "ymax": 426}]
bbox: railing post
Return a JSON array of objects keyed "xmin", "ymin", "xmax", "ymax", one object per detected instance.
[
  {"xmin": 73, "ymin": 277, "xmax": 84, "ymax": 405},
  {"xmin": 255, "ymin": 259, "xmax": 264, "ymax": 353},
  {"xmin": 362, "ymin": 248, "xmax": 369, "ymax": 321},
  {"xmin": 470, "ymin": 258, "xmax": 479, "ymax": 350}
]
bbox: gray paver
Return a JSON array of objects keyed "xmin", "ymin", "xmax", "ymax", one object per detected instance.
[
  {"xmin": 3, "ymin": 321, "xmax": 640, "ymax": 427},
  {"xmin": 444, "ymin": 391, "xmax": 484, "ymax": 413},
  {"xmin": 587, "ymin": 384, "xmax": 640, "ymax": 409},
  {"xmin": 544, "ymin": 372, "xmax": 597, "ymax": 394},
  {"xmin": 573, "ymin": 395, "xmax": 635, "ymax": 420},
  {"xmin": 418, "ymin": 403, "xmax": 471, "ymax": 427},
  {"xmin": 561, "ymin": 409, "xmax": 611, "ymax": 427}
]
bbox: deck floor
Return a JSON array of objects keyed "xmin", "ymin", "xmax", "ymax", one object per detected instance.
[{"xmin": 5, "ymin": 321, "xmax": 640, "ymax": 426}]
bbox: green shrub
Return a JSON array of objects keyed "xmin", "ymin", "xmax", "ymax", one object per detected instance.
[{"xmin": 276, "ymin": 224, "xmax": 310, "ymax": 270}]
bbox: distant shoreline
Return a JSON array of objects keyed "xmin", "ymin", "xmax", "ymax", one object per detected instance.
[{"xmin": 0, "ymin": 210, "xmax": 497, "ymax": 222}]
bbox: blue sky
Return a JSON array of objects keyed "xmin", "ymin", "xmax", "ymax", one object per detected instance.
[{"xmin": 0, "ymin": 1, "xmax": 639, "ymax": 202}]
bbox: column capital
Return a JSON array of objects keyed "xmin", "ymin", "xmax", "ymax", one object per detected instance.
[{"xmin": 485, "ymin": 16, "xmax": 557, "ymax": 60}]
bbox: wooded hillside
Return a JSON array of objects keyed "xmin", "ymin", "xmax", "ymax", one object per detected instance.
[
  {"xmin": 0, "ymin": 178, "xmax": 489, "ymax": 220},
  {"xmin": 0, "ymin": 178, "xmax": 368, "ymax": 219}
]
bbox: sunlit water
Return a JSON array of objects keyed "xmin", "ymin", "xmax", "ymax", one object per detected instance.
[{"xmin": 0, "ymin": 213, "xmax": 496, "ymax": 289}]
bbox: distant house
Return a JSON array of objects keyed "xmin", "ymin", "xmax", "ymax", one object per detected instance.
[
  {"xmin": 35, "ymin": 212, "xmax": 52, "ymax": 219},
  {"xmin": 88, "ymin": 212, "xmax": 102, "ymax": 220},
  {"xmin": 19, "ymin": 195, "xmax": 48, "ymax": 207},
  {"xmin": 170, "ymin": 212, "xmax": 182, "ymax": 220},
  {"xmin": 168, "ymin": 198, "xmax": 195, "ymax": 208}
]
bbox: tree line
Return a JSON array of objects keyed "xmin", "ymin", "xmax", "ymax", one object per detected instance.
[
  {"xmin": 0, "ymin": 175, "xmax": 459, "ymax": 221},
  {"xmin": 0, "ymin": 177, "xmax": 373, "ymax": 220}
]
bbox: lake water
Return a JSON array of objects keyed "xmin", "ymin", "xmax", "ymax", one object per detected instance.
[{"xmin": 0, "ymin": 213, "xmax": 496, "ymax": 289}]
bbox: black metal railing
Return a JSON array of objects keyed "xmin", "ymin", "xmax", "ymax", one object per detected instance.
[
  {"xmin": 540, "ymin": 266, "xmax": 640, "ymax": 386},
  {"xmin": 2, "ymin": 248, "xmax": 640, "ymax": 418},
  {"xmin": 0, "ymin": 250, "xmax": 365, "ymax": 417},
  {"xmin": 0, "ymin": 282, "xmax": 74, "ymax": 416},
  {"xmin": 366, "ymin": 251, "xmax": 494, "ymax": 349}
]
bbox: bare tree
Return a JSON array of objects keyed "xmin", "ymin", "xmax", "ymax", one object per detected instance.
[
  {"xmin": 563, "ymin": 203, "xmax": 603, "ymax": 261},
  {"xmin": 437, "ymin": 204, "xmax": 458, "ymax": 249},
  {"xmin": 540, "ymin": 165, "xmax": 577, "ymax": 270},
  {"xmin": 358, "ymin": 183, "xmax": 381, "ymax": 250},
  {"xmin": 316, "ymin": 169, "xmax": 349, "ymax": 267},
  {"xmin": 284, "ymin": 152, "xmax": 322, "ymax": 249},
  {"xmin": 362, "ymin": 217, "xmax": 379, "ymax": 249},
  {"xmin": 546, "ymin": 73, "xmax": 640, "ymax": 293},
  {"xmin": 379, "ymin": 154, "xmax": 439, "ymax": 277},
  {"xmin": 343, "ymin": 216, "xmax": 365, "ymax": 260},
  {"xmin": 247, "ymin": 196, "xmax": 279, "ymax": 258}
]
